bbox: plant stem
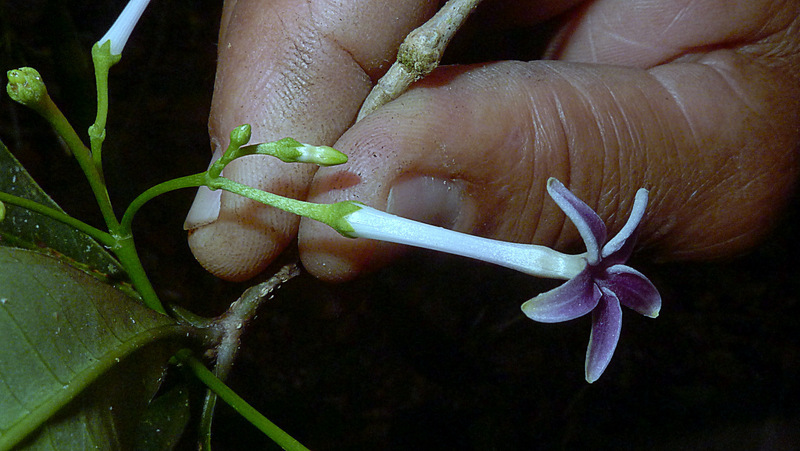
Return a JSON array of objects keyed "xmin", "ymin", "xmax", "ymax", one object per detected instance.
[
  {"xmin": 198, "ymin": 261, "xmax": 301, "ymax": 449},
  {"xmin": 216, "ymin": 178, "xmax": 326, "ymax": 219},
  {"xmin": 175, "ymin": 349, "xmax": 310, "ymax": 451},
  {"xmin": 112, "ymin": 234, "xmax": 166, "ymax": 314},
  {"xmin": 213, "ymin": 177, "xmax": 359, "ymax": 235},
  {"xmin": 198, "ymin": 390, "xmax": 218, "ymax": 451},
  {"xmin": 0, "ymin": 191, "xmax": 115, "ymax": 247},
  {"xmin": 122, "ymin": 169, "xmax": 358, "ymax": 237},
  {"xmin": 120, "ymin": 173, "xmax": 207, "ymax": 233},
  {"xmin": 32, "ymin": 90, "xmax": 120, "ymax": 233},
  {"xmin": 357, "ymin": 0, "xmax": 483, "ymax": 120},
  {"xmin": 88, "ymin": 44, "xmax": 119, "ymax": 173},
  {"xmin": 214, "ymin": 261, "xmax": 301, "ymax": 379},
  {"xmin": 0, "ymin": 185, "xmax": 166, "ymax": 314},
  {"xmin": 117, "ymin": 170, "xmax": 345, "ymax": 316}
]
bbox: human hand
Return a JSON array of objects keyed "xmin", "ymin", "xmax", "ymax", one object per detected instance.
[{"xmin": 185, "ymin": 0, "xmax": 800, "ymax": 283}]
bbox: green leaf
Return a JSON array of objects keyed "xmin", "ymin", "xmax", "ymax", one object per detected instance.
[
  {"xmin": 0, "ymin": 138, "xmax": 124, "ymax": 277},
  {"xmin": 14, "ymin": 344, "xmax": 186, "ymax": 451},
  {"xmin": 0, "ymin": 247, "xmax": 192, "ymax": 449},
  {"xmin": 133, "ymin": 384, "xmax": 191, "ymax": 451}
]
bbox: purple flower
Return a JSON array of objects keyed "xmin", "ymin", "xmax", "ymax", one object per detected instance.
[
  {"xmin": 336, "ymin": 176, "xmax": 659, "ymax": 382},
  {"xmin": 521, "ymin": 179, "xmax": 661, "ymax": 383}
]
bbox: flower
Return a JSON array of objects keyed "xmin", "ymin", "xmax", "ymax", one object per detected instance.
[
  {"xmin": 521, "ymin": 179, "xmax": 661, "ymax": 383},
  {"xmin": 334, "ymin": 177, "xmax": 660, "ymax": 382},
  {"xmin": 96, "ymin": 0, "xmax": 152, "ymax": 56}
]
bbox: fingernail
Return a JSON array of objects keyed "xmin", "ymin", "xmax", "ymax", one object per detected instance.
[
  {"xmin": 386, "ymin": 176, "xmax": 467, "ymax": 229},
  {"xmin": 184, "ymin": 146, "xmax": 223, "ymax": 230}
]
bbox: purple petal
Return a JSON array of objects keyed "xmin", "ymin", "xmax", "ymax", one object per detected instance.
[
  {"xmin": 521, "ymin": 268, "xmax": 602, "ymax": 323},
  {"xmin": 585, "ymin": 288, "xmax": 623, "ymax": 383},
  {"xmin": 546, "ymin": 178, "xmax": 606, "ymax": 264},
  {"xmin": 601, "ymin": 188, "xmax": 648, "ymax": 263},
  {"xmin": 600, "ymin": 265, "xmax": 662, "ymax": 318}
]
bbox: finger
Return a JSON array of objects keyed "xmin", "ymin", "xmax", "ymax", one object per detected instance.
[
  {"xmin": 298, "ymin": 50, "xmax": 800, "ymax": 282},
  {"xmin": 547, "ymin": 0, "xmax": 798, "ymax": 67},
  {"xmin": 185, "ymin": 0, "xmax": 438, "ymax": 281}
]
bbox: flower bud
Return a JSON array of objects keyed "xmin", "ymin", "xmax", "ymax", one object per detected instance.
[
  {"xmin": 6, "ymin": 67, "xmax": 48, "ymax": 110},
  {"xmin": 229, "ymin": 124, "xmax": 252, "ymax": 149},
  {"xmin": 243, "ymin": 138, "xmax": 348, "ymax": 166}
]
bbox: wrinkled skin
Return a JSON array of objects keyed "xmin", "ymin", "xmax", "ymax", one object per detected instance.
[{"xmin": 187, "ymin": 0, "xmax": 800, "ymax": 283}]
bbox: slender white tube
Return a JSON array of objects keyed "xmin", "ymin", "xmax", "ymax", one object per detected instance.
[
  {"xmin": 97, "ymin": 0, "xmax": 152, "ymax": 55},
  {"xmin": 345, "ymin": 205, "xmax": 586, "ymax": 280}
]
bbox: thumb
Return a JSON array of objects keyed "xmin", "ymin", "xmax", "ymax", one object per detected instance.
[{"xmin": 298, "ymin": 54, "xmax": 799, "ymax": 282}]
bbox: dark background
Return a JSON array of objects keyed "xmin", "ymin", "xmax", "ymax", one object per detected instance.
[{"xmin": 2, "ymin": 1, "xmax": 799, "ymax": 449}]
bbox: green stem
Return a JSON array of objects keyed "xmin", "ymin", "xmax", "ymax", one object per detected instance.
[
  {"xmin": 216, "ymin": 178, "xmax": 321, "ymax": 218},
  {"xmin": 88, "ymin": 43, "xmax": 120, "ymax": 173},
  {"xmin": 122, "ymin": 171, "xmax": 357, "ymax": 238},
  {"xmin": 32, "ymin": 92, "xmax": 164, "ymax": 314},
  {"xmin": 0, "ymin": 191, "xmax": 165, "ymax": 314},
  {"xmin": 0, "ymin": 191, "xmax": 115, "ymax": 247},
  {"xmin": 112, "ymin": 235, "xmax": 166, "ymax": 314},
  {"xmin": 115, "ymin": 173, "xmax": 220, "ymax": 317},
  {"xmin": 116, "ymin": 167, "xmax": 355, "ymax": 316},
  {"xmin": 3, "ymin": 159, "xmax": 350, "ymax": 317},
  {"xmin": 198, "ymin": 390, "xmax": 218, "ymax": 450},
  {"xmin": 175, "ymin": 349, "xmax": 310, "ymax": 451},
  {"xmin": 214, "ymin": 178, "xmax": 359, "ymax": 235},
  {"xmin": 32, "ymin": 91, "xmax": 119, "ymax": 233},
  {"xmin": 120, "ymin": 173, "xmax": 207, "ymax": 233}
]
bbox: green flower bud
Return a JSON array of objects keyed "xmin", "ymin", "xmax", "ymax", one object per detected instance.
[
  {"xmin": 229, "ymin": 124, "xmax": 252, "ymax": 149},
  {"xmin": 292, "ymin": 142, "xmax": 348, "ymax": 166},
  {"xmin": 6, "ymin": 67, "xmax": 48, "ymax": 110},
  {"xmin": 243, "ymin": 138, "xmax": 348, "ymax": 166},
  {"xmin": 0, "ymin": 200, "xmax": 5, "ymax": 222}
]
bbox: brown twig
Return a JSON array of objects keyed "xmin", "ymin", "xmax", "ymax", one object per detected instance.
[
  {"xmin": 213, "ymin": 260, "xmax": 301, "ymax": 379},
  {"xmin": 356, "ymin": 0, "xmax": 483, "ymax": 121},
  {"xmin": 195, "ymin": 257, "xmax": 302, "ymax": 449}
]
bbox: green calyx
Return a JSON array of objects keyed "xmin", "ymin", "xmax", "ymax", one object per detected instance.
[
  {"xmin": 319, "ymin": 201, "xmax": 363, "ymax": 237},
  {"xmin": 91, "ymin": 40, "xmax": 122, "ymax": 67}
]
